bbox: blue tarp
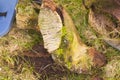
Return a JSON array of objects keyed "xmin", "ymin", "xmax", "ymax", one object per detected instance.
[{"xmin": 0, "ymin": 0, "xmax": 18, "ymax": 37}]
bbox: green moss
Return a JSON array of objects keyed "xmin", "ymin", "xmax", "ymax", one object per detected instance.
[
  {"xmin": 53, "ymin": 25, "xmax": 74, "ymax": 69},
  {"xmin": 54, "ymin": 49, "xmax": 64, "ymax": 61},
  {"xmin": 66, "ymin": 61, "xmax": 72, "ymax": 69},
  {"xmin": 62, "ymin": 26, "xmax": 67, "ymax": 36}
]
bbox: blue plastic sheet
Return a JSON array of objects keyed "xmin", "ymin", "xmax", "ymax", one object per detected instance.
[{"xmin": 0, "ymin": 0, "xmax": 18, "ymax": 37}]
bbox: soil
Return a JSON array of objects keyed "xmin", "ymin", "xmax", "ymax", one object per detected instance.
[
  {"xmin": 23, "ymin": 44, "xmax": 50, "ymax": 57},
  {"xmin": 23, "ymin": 44, "xmax": 68, "ymax": 79}
]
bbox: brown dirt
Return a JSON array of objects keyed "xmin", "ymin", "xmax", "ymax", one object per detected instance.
[
  {"xmin": 22, "ymin": 45, "xmax": 107, "ymax": 79},
  {"xmin": 23, "ymin": 44, "xmax": 50, "ymax": 57},
  {"xmin": 88, "ymin": 48, "xmax": 107, "ymax": 67},
  {"xmin": 22, "ymin": 44, "xmax": 68, "ymax": 79}
]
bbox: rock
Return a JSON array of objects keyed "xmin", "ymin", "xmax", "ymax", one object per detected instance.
[
  {"xmin": 38, "ymin": 8, "xmax": 62, "ymax": 53},
  {"xmin": 38, "ymin": 0, "xmax": 106, "ymax": 74}
]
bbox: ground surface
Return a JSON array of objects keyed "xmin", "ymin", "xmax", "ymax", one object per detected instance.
[{"xmin": 0, "ymin": 0, "xmax": 120, "ymax": 80}]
